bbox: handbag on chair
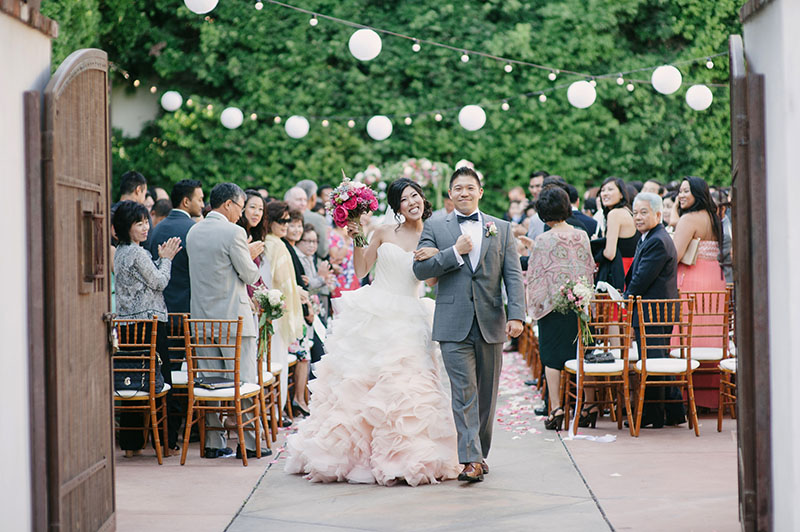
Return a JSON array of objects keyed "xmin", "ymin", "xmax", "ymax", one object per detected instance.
[{"xmin": 113, "ymin": 350, "xmax": 165, "ymax": 394}]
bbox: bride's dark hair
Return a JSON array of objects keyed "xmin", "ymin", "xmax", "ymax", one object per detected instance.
[{"xmin": 387, "ymin": 178, "xmax": 432, "ymax": 224}]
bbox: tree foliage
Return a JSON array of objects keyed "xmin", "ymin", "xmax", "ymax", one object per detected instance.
[{"xmin": 43, "ymin": 0, "xmax": 740, "ymax": 215}]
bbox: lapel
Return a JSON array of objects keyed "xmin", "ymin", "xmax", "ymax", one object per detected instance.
[
  {"xmin": 446, "ymin": 210, "xmax": 473, "ymax": 272},
  {"xmin": 474, "ymin": 213, "xmax": 493, "ymax": 274}
]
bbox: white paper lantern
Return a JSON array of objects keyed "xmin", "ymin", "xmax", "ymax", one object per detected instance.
[
  {"xmin": 366, "ymin": 115, "xmax": 392, "ymax": 141},
  {"xmin": 685, "ymin": 84, "xmax": 713, "ymax": 111},
  {"xmin": 651, "ymin": 65, "xmax": 682, "ymax": 95},
  {"xmin": 184, "ymin": 0, "xmax": 218, "ymax": 14},
  {"xmin": 160, "ymin": 91, "xmax": 183, "ymax": 112},
  {"xmin": 220, "ymin": 107, "xmax": 243, "ymax": 129},
  {"xmin": 567, "ymin": 80, "xmax": 596, "ymax": 109},
  {"xmin": 458, "ymin": 105, "xmax": 486, "ymax": 131},
  {"xmin": 285, "ymin": 115, "xmax": 310, "ymax": 138},
  {"xmin": 348, "ymin": 29, "xmax": 382, "ymax": 61}
]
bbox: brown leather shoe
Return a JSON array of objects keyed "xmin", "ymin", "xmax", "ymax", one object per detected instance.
[
  {"xmin": 457, "ymin": 462, "xmax": 484, "ymax": 482},
  {"xmin": 481, "ymin": 461, "xmax": 489, "ymax": 474}
]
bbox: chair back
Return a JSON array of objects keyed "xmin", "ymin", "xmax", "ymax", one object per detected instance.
[
  {"xmin": 577, "ymin": 296, "xmax": 635, "ymax": 370},
  {"xmin": 636, "ymin": 297, "xmax": 694, "ymax": 363},
  {"xmin": 166, "ymin": 312, "xmax": 189, "ymax": 372},
  {"xmin": 111, "ymin": 317, "xmax": 159, "ymax": 394},
  {"xmin": 182, "ymin": 317, "xmax": 244, "ymax": 399},
  {"xmin": 679, "ymin": 290, "xmax": 731, "ymax": 355}
]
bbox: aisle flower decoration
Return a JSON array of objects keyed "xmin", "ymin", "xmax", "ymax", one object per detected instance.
[
  {"xmin": 328, "ymin": 170, "xmax": 379, "ymax": 247},
  {"xmin": 552, "ymin": 277, "xmax": 594, "ymax": 346},
  {"xmin": 253, "ymin": 288, "xmax": 286, "ymax": 359}
]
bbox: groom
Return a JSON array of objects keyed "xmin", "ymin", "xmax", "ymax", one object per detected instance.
[{"xmin": 413, "ymin": 167, "xmax": 525, "ymax": 482}]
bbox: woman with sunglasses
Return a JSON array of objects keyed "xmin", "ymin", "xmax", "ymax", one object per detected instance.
[{"xmin": 262, "ymin": 201, "xmax": 305, "ymax": 417}]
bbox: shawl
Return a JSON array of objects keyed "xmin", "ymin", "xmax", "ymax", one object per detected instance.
[{"xmin": 264, "ymin": 234, "xmax": 304, "ymax": 342}]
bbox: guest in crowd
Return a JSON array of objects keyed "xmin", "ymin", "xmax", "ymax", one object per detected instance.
[
  {"xmin": 328, "ymin": 219, "xmax": 360, "ymax": 297},
  {"xmin": 153, "ymin": 186, "xmax": 170, "ymax": 202},
  {"xmin": 297, "ymin": 223, "xmax": 333, "ymax": 322},
  {"xmin": 150, "ymin": 198, "xmax": 172, "ymax": 227},
  {"xmin": 112, "ymin": 171, "xmax": 151, "ymax": 246},
  {"xmin": 711, "ymin": 188, "xmax": 733, "ymax": 283},
  {"xmin": 236, "ymin": 189, "xmax": 269, "ymax": 295},
  {"xmin": 662, "ymin": 191, "xmax": 678, "ymax": 228},
  {"xmin": 295, "ymin": 180, "xmax": 330, "ymax": 260},
  {"xmin": 642, "ymin": 179, "xmax": 665, "ymax": 196},
  {"xmin": 566, "ymin": 183, "xmax": 598, "ymax": 236},
  {"xmin": 112, "ymin": 200, "xmax": 182, "ymax": 456},
  {"xmin": 262, "ymin": 201, "xmax": 305, "ymax": 415},
  {"xmin": 144, "ymin": 189, "xmax": 156, "ymax": 211},
  {"xmin": 147, "ymin": 178, "xmax": 204, "ymax": 449},
  {"xmin": 624, "ymin": 192, "xmax": 685, "ymax": 428},
  {"xmin": 594, "ymin": 177, "xmax": 638, "ymax": 290},
  {"xmin": 526, "ymin": 187, "xmax": 595, "ymax": 430},
  {"xmin": 186, "ymin": 183, "xmax": 267, "ymax": 459},
  {"xmin": 525, "ymin": 170, "xmax": 548, "ymax": 241},
  {"xmin": 318, "ymin": 184, "xmax": 333, "ymax": 206}
]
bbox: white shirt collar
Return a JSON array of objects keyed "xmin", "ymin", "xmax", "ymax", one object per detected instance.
[
  {"xmin": 174, "ymin": 208, "xmax": 191, "ymax": 218},
  {"xmin": 455, "ymin": 209, "xmax": 481, "ymax": 220}
]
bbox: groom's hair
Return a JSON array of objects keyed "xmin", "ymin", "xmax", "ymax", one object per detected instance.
[{"xmin": 449, "ymin": 166, "xmax": 482, "ymax": 188}]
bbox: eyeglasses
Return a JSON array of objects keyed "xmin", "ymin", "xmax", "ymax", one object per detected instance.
[
  {"xmin": 231, "ymin": 200, "xmax": 245, "ymax": 211},
  {"xmin": 300, "ymin": 238, "xmax": 318, "ymax": 244}
]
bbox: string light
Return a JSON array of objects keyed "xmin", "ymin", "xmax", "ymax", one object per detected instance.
[
  {"xmin": 250, "ymin": 113, "xmax": 258, "ymax": 120},
  {"xmin": 206, "ymin": 104, "xmax": 213, "ymax": 110},
  {"xmin": 186, "ymin": 98, "xmax": 193, "ymax": 106},
  {"xmin": 539, "ymin": 94, "xmax": 547, "ymax": 103},
  {"xmin": 309, "ymin": 14, "xmax": 318, "ymax": 26},
  {"xmin": 501, "ymin": 100, "xmax": 510, "ymax": 111},
  {"xmin": 347, "ymin": 119, "xmax": 355, "ymax": 127},
  {"xmin": 133, "ymin": 79, "xmax": 140, "ymax": 87},
  {"xmin": 626, "ymin": 82, "xmax": 635, "ymax": 92},
  {"xmin": 412, "ymin": 40, "xmax": 421, "ymax": 53},
  {"xmin": 548, "ymin": 71, "xmax": 557, "ymax": 81},
  {"xmin": 616, "ymin": 74, "xmax": 625, "ymax": 85},
  {"xmin": 460, "ymin": 52, "xmax": 470, "ymax": 63},
  {"xmin": 404, "ymin": 116, "xmax": 412, "ymax": 125},
  {"xmin": 274, "ymin": 116, "xmax": 281, "ymax": 123},
  {"xmin": 706, "ymin": 58, "xmax": 714, "ymax": 69},
  {"xmin": 150, "ymin": 86, "xmax": 157, "ymax": 94},
  {"xmin": 504, "ymin": 63, "xmax": 513, "ymax": 73},
  {"xmin": 321, "ymin": 119, "xmax": 329, "ymax": 127},
  {"xmin": 589, "ymin": 78, "xmax": 597, "ymax": 87},
  {"xmin": 254, "ymin": 1, "xmax": 263, "ymax": 9}
]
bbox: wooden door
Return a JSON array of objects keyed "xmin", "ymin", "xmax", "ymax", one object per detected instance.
[
  {"xmin": 728, "ymin": 34, "xmax": 772, "ymax": 532},
  {"xmin": 42, "ymin": 48, "xmax": 115, "ymax": 531}
]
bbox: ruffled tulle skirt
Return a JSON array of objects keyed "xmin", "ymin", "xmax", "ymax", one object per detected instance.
[{"xmin": 284, "ymin": 283, "xmax": 461, "ymax": 486}]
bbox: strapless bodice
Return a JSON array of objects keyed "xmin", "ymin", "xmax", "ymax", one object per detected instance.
[
  {"xmin": 697, "ymin": 240, "xmax": 720, "ymax": 261},
  {"xmin": 371, "ymin": 242, "xmax": 422, "ymax": 297}
]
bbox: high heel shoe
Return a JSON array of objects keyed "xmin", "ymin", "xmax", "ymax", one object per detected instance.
[
  {"xmin": 291, "ymin": 401, "xmax": 310, "ymax": 417},
  {"xmin": 578, "ymin": 405, "xmax": 599, "ymax": 428},
  {"xmin": 543, "ymin": 408, "xmax": 564, "ymax": 430}
]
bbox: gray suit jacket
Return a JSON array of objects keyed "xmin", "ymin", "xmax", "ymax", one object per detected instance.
[
  {"xmin": 186, "ymin": 211, "xmax": 260, "ymax": 337},
  {"xmin": 413, "ymin": 211, "xmax": 525, "ymax": 344}
]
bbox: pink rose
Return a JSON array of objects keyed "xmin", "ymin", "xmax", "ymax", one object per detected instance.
[
  {"xmin": 370, "ymin": 199, "xmax": 379, "ymax": 211},
  {"xmin": 333, "ymin": 205, "xmax": 349, "ymax": 226},
  {"xmin": 343, "ymin": 197, "xmax": 358, "ymax": 210}
]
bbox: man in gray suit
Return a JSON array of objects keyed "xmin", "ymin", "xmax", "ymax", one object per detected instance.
[
  {"xmin": 186, "ymin": 183, "xmax": 269, "ymax": 459},
  {"xmin": 413, "ymin": 167, "xmax": 525, "ymax": 482}
]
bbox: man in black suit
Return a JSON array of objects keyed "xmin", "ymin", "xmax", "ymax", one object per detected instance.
[
  {"xmin": 566, "ymin": 183, "xmax": 598, "ymax": 236},
  {"xmin": 147, "ymin": 179, "xmax": 204, "ymax": 449},
  {"xmin": 624, "ymin": 192, "xmax": 685, "ymax": 428}
]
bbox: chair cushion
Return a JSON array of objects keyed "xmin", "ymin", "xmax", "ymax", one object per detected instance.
[
  {"xmin": 115, "ymin": 383, "xmax": 171, "ymax": 399},
  {"xmin": 565, "ymin": 359, "xmax": 625, "ymax": 374},
  {"xmin": 287, "ymin": 354, "xmax": 298, "ymax": 365},
  {"xmin": 669, "ymin": 347, "xmax": 724, "ymax": 361},
  {"xmin": 609, "ymin": 342, "xmax": 639, "ymax": 362},
  {"xmin": 260, "ymin": 370, "xmax": 276, "ymax": 386},
  {"xmin": 171, "ymin": 370, "xmax": 188, "ymax": 386},
  {"xmin": 269, "ymin": 362, "xmax": 283, "ymax": 374},
  {"xmin": 193, "ymin": 382, "xmax": 260, "ymax": 399},
  {"xmin": 635, "ymin": 359, "xmax": 700, "ymax": 374},
  {"xmin": 719, "ymin": 358, "xmax": 737, "ymax": 372}
]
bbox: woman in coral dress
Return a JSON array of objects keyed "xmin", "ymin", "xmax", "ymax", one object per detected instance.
[
  {"xmin": 285, "ymin": 178, "xmax": 461, "ymax": 486},
  {"xmin": 672, "ymin": 176, "xmax": 727, "ymax": 409}
]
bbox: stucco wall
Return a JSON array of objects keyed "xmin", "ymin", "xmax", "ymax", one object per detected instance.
[
  {"xmin": 0, "ymin": 13, "xmax": 52, "ymax": 532},
  {"xmin": 743, "ymin": 1, "xmax": 800, "ymax": 529}
]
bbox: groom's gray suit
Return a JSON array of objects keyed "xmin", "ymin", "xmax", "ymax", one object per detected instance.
[{"xmin": 413, "ymin": 210, "xmax": 525, "ymax": 464}]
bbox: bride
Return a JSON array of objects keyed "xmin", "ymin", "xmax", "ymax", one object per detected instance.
[{"xmin": 284, "ymin": 178, "xmax": 461, "ymax": 486}]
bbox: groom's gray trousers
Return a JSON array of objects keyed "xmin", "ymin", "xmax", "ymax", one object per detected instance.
[{"xmin": 440, "ymin": 316, "xmax": 502, "ymax": 464}]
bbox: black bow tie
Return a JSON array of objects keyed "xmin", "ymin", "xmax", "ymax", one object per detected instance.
[{"xmin": 457, "ymin": 213, "xmax": 479, "ymax": 224}]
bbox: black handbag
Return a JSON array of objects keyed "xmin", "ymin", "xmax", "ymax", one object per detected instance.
[
  {"xmin": 193, "ymin": 376, "xmax": 237, "ymax": 390},
  {"xmin": 113, "ymin": 349, "xmax": 165, "ymax": 394},
  {"xmin": 584, "ymin": 350, "xmax": 617, "ymax": 364}
]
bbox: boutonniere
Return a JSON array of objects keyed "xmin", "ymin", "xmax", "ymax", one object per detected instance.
[{"xmin": 485, "ymin": 221, "xmax": 498, "ymax": 237}]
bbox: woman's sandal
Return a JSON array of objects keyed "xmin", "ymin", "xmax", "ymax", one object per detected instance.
[
  {"xmin": 578, "ymin": 405, "xmax": 600, "ymax": 428},
  {"xmin": 544, "ymin": 408, "xmax": 564, "ymax": 430}
]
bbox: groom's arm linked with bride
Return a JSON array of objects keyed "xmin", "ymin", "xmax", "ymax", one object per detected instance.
[{"xmin": 411, "ymin": 167, "xmax": 525, "ymax": 481}]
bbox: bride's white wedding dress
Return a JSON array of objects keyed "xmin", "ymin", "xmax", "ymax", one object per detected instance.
[{"xmin": 284, "ymin": 242, "xmax": 461, "ymax": 486}]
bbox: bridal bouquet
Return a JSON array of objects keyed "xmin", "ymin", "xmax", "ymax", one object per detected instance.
[
  {"xmin": 328, "ymin": 171, "xmax": 379, "ymax": 247},
  {"xmin": 552, "ymin": 277, "xmax": 594, "ymax": 346},
  {"xmin": 253, "ymin": 288, "xmax": 286, "ymax": 359}
]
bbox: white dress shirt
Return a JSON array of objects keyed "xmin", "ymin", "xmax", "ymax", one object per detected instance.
[{"xmin": 452, "ymin": 209, "xmax": 483, "ymax": 270}]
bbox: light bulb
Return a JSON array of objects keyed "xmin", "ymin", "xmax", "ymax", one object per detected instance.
[
  {"xmin": 589, "ymin": 79, "xmax": 597, "ymax": 87},
  {"xmin": 150, "ymin": 86, "xmax": 157, "ymax": 94},
  {"xmin": 538, "ymin": 94, "xmax": 547, "ymax": 103},
  {"xmin": 321, "ymin": 119, "xmax": 329, "ymax": 127},
  {"xmin": 122, "ymin": 72, "xmax": 129, "ymax": 79},
  {"xmin": 616, "ymin": 75, "xmax": 624, "ymax": 86},
  {"xmin": 461, "ymin": 52, "xmax": 469, "ymax": 63},
  {"xmin": 254, "ymin": 1, "xmax": 263, "ymax": 9},
  {"xmin": 206, "ymin": 104, "xmax": 213, "ymax": 110},
  {"xmin": 626, "ymin": 83, "xmax": 635, "ymax": 92},
  {"xmin": 412, "ymin": 41, "xmax": 420, "ymax": 53},
  {"xmin": 434, "ymin": 113, "xmax": 443, "ymax": 122},
  {"xmin": 706, "ymin": 59, "xmax": 714, "ymax": 69},
  {"xmin": 347, "ymin": 119, "xmax": 355, "ymax": 128},
  {"xmin": 250, "ymin": 113, "xmax": 257, "ymax": 120},
  {"xmin": 548, "ymin": 71, "xmax": 557, "ymax": 81},
  {"xmin": 504, "ymin": 63, "xmax": 513, "ymax": 73},
  {"xmin": 274, "ymin": 116, "xmax": 281, "ymax": 124},
  {"xmin": 133, "ymin": 79, "xmax": 140, "ymax": 87},
  {"xmin": 404, "ymin": 116, "xmax": 412, "ymax": 125},
  {"xmin": 186, "ymin": 99, "xmax": 193, "ymax": 106},
  {"xmin": 309, "ymin": 15, "xmax": 318, "ymax": 26},
  {"xmin": 501, "ymin": 101, "xmax": 510, "ymax": 111}
]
